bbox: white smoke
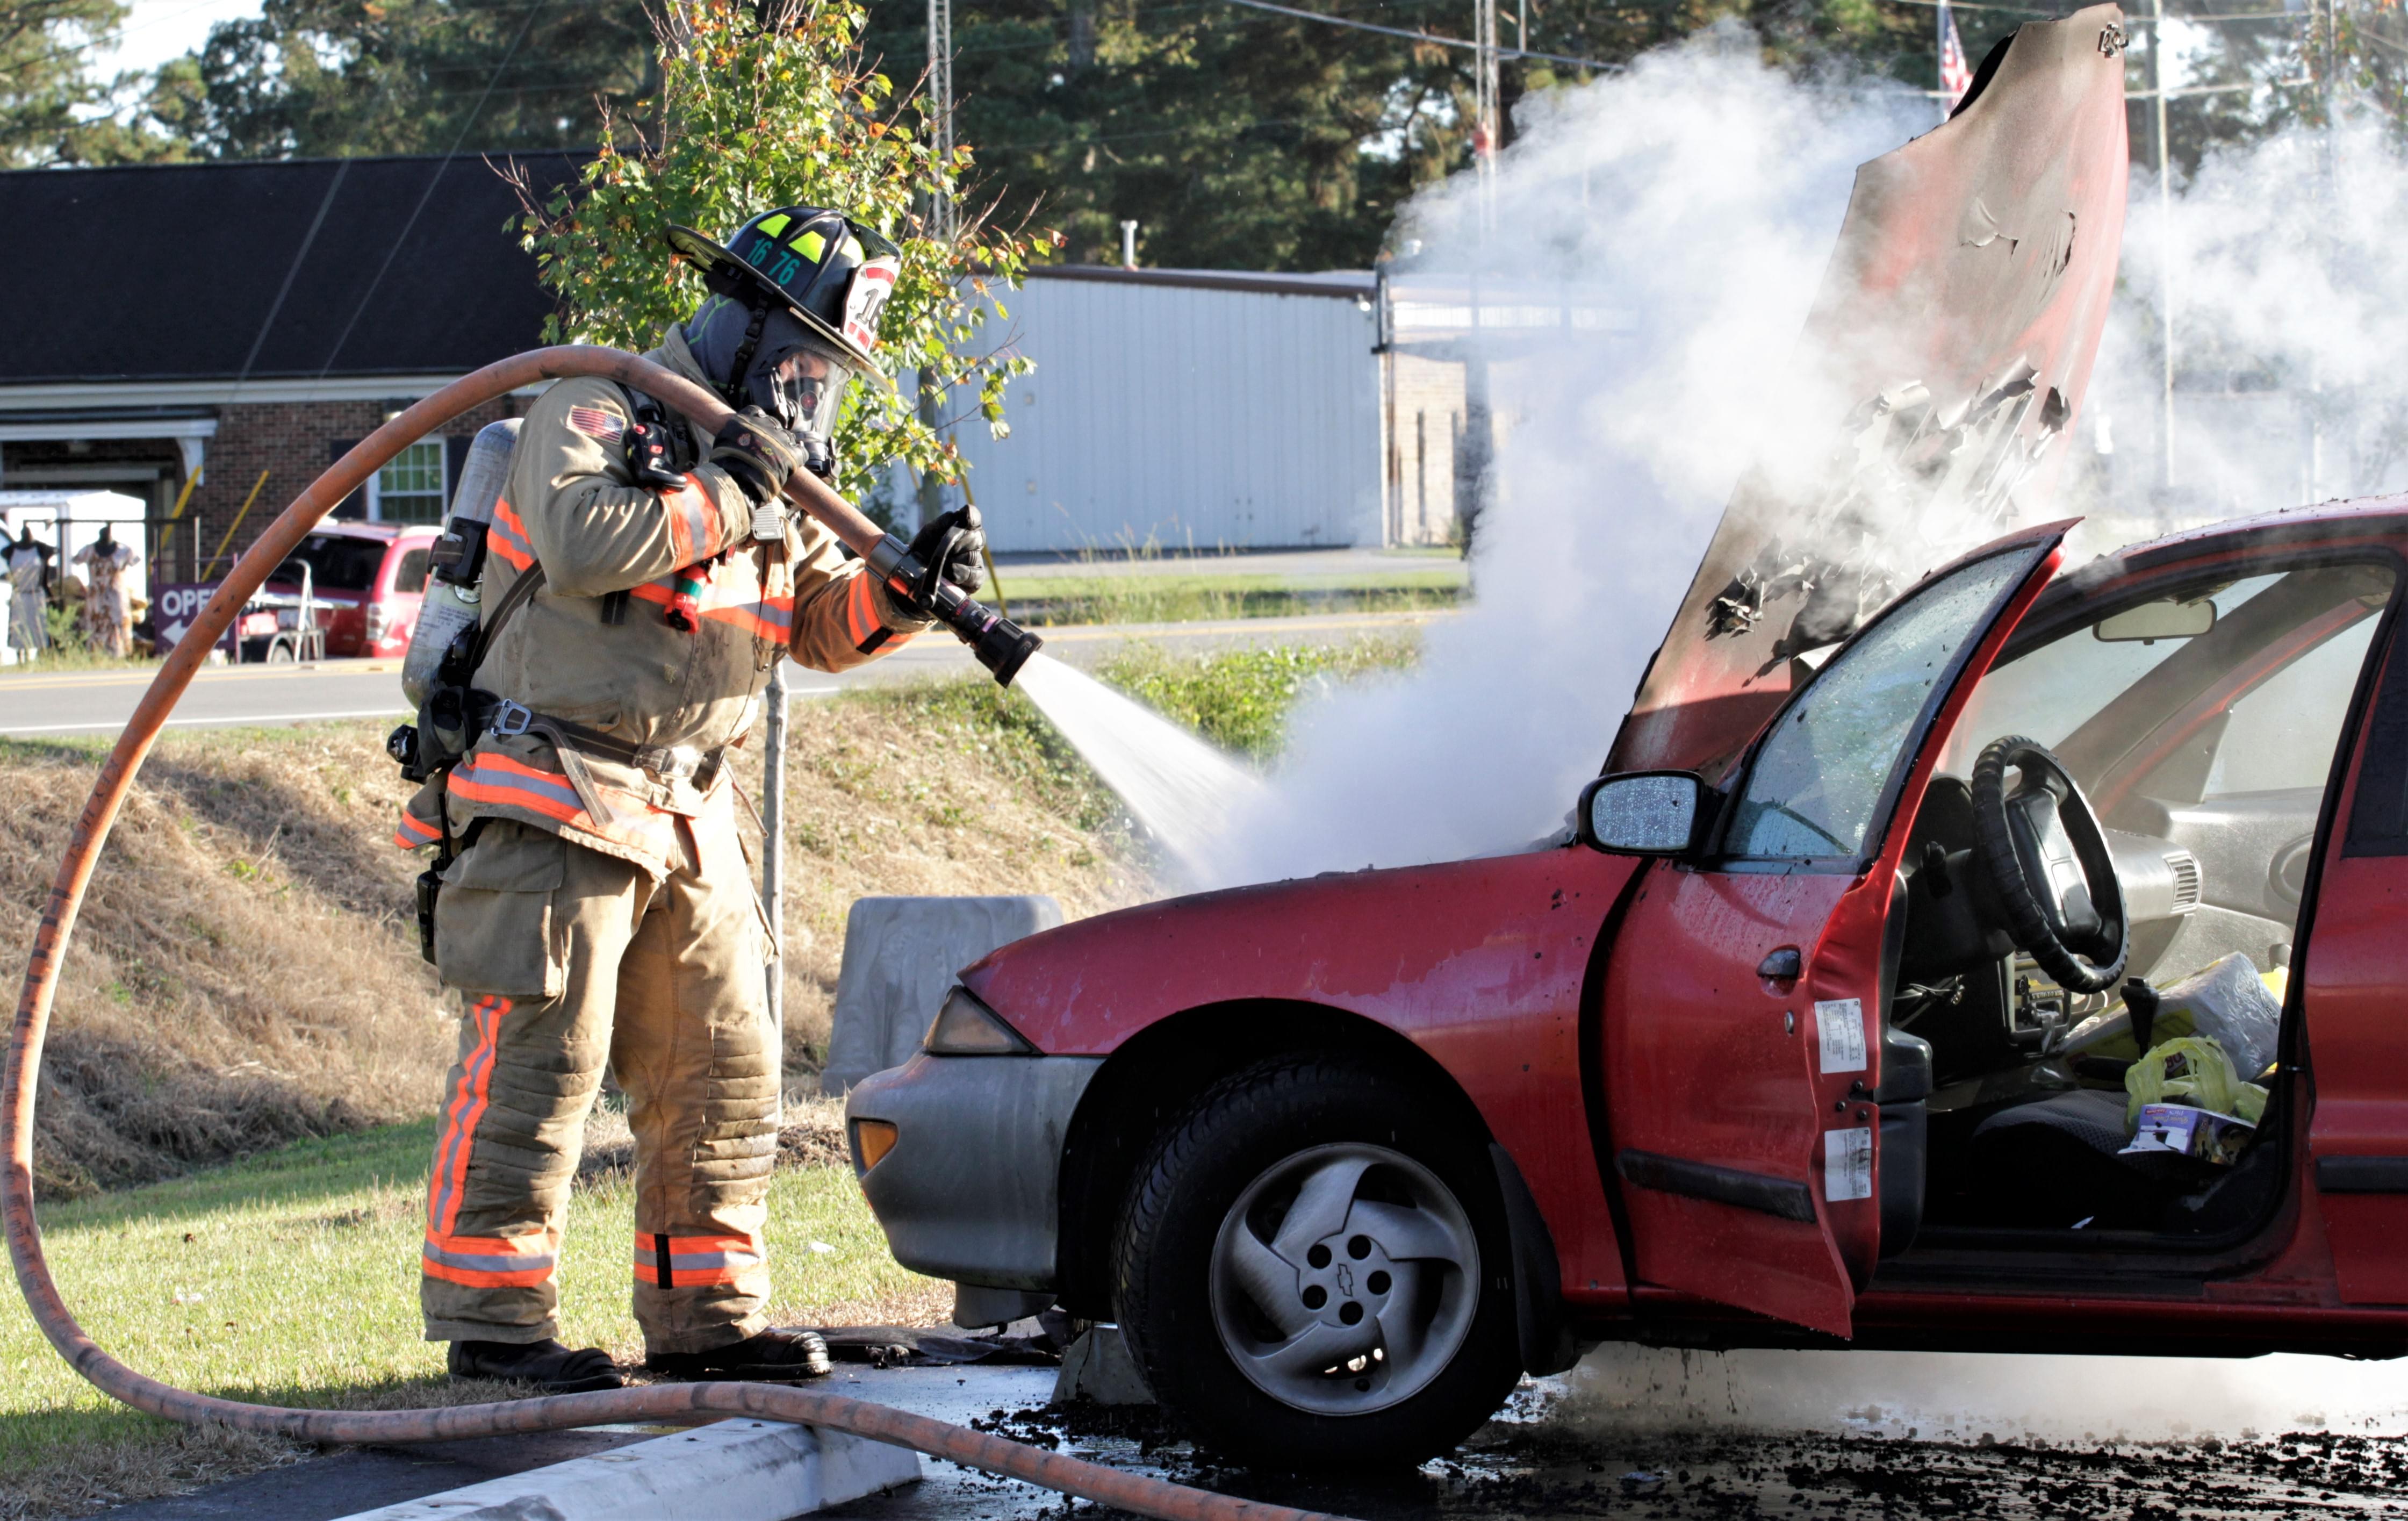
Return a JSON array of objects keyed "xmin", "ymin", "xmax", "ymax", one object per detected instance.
[
  {"xmin": 1559, "ymin": 1343, "xmax": 2408, "ymax": 1443},
  {"xmin": 2086, "ymin": 108, "xmax": 2408, "ymax": 544},
  {"xmin": 1183, "ymin": 44, "xmax": 2408, "ymax": 889},
  {"xmin": 1194, "ymin": 34, "xmax": 1931, "ymax": 887}
]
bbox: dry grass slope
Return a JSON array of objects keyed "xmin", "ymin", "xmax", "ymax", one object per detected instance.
[
  {"xmin": 2, "ymin": 683, "xmax": 1145, "ymax": 1195},
  {"xmin": 0, "ymin": 728, "xmax": 449, "ymax": 1199}
]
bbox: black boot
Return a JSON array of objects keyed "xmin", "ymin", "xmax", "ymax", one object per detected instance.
[
  {"xmin": 644, "ymin": 1328, "xmax": 832, "ymax": 1381},
  {"xmin": 448, "ymin": 1337, "xmax": 623, "ymax": 1394}
]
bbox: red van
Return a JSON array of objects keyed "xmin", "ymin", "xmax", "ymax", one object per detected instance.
[{"xmin": 261, "ymin": 522, "xmax": 439, "ymax": 659}]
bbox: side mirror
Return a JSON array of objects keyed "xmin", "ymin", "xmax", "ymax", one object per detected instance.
[
  {"xmin": 2094, "ymin": 597, "xmax": 2216, "ymax": 643},
  {"xmin": 1577, "ymin": 771, "xmax": 1712, "ymax": 856}
]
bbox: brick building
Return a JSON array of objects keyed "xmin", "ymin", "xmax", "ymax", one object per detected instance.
[{"xmin": 0, "ymin": 152, "xmax": 589, "ymax": 582}]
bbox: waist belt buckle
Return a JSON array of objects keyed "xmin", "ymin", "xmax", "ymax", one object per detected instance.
[
  {"xmin": 490, "ymin": 699, "xmax": 534, "ymax": 737},
  {"xmin": 636, "ymin": 743, "xmax": 701, "ymax": 780}
]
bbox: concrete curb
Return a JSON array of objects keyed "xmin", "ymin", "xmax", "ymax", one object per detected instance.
[{"xmin": 329, "ymin": 1419, "xmax": 921, "ymax": 1521}]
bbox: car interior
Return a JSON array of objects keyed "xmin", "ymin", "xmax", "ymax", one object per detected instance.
[{"xmin": 1871, "ymin": 556, "xmax": 2398, "ymax": 1253}]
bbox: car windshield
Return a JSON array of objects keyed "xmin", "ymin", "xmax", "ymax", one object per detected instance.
[
  {"xmin": 277, "ymin": 534, "xmax": 386, "ymax": 593},
  {"xmin": 1726, "ymin": 547, "xmax": 2040, "ymax": 860}
]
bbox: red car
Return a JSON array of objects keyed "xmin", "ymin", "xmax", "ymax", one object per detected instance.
[
  {"xmin": 853, "ymin": 6, "xmax": 2408, "ymax": 1468},
  {"xmin": 260, "ymin": 521, "xmax": 438, "ymax": 659}
]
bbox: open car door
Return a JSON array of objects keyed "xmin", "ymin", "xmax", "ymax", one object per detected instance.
[
  {"xmin": 1601, "ymin": 522, "xmax": 2070, "ymax": 1338},
  {"xmin": 1609, "ymin": 4, "xmax": 2129, "ymax": 783}
]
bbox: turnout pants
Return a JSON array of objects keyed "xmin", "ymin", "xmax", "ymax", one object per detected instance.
[{"xmin": 420, "ymin": 810, "xmax": 778, "ymax": 1354}]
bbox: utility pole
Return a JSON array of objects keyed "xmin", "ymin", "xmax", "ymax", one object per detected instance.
[
  {"xmin": 928, "ymin": 0, "xmax": 956, "ymax": 245},
  {"xmin": 1472, "ymin": 0, "xmax": 1499, "ymax": 231},
  {"xmin": 919, "ymin": 0, "xmax": 957, "ymax": 528},
  {"xmin": 761, "ymin": 661, "xmax": 789, "ymax": 1082},
  {"xmin": 2152, "ymin": 0, "xmax": 2176, "ymax": 496}
]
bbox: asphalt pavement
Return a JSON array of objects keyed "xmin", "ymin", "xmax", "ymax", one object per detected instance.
[
  {"xmin": 97, "ymin": 1352, "xmax": 2408, "ymax": 1521},
  {"xmin": 0, "ymin": 611, "xmax": 1436, "ymax": 740}
]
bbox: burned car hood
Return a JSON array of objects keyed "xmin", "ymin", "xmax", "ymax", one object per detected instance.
[{"xmin": 1607, "ymin": 5, "xmax": 2131, "ymax": 780}]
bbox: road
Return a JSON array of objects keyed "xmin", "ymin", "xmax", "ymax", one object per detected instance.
[
  {"xmin": 0, "ymin": 611, "xmax": 1436, "ymax": 739},
  {"xmin": 102, "ymin": 1352, "xmax": 2408, "ymax": 1521}
]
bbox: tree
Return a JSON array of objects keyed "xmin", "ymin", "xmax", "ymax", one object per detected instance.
[
  {"xmin": 515, "ymin": 0, "xmax": 1036, "ymax": 510},
  {"xmin": 2, "ymin": 0, "xmax": 180, "ymax": 164},
  {"xmin": 144, "ymin": 0, "xmax": 659, "ymax": 159},
  {"xmin": 854, "ymin": 0, "xmax": 1922, "ymax": 272}
]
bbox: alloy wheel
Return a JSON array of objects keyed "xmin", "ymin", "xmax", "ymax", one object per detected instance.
[{"xmin": 1206, "ymin": 1142, "xmax": 1481, "ymax": 1417}]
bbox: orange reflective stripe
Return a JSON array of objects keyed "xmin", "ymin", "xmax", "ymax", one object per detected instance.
[
  {"xmin": 393, "ymin": 813, "xmax": 441, "ymax": 849},
  {"xmin": 449, "ymin": 754, "xmax": 586, "ymax": 826},
  {"xmin": 427, "ymin": 996, "xmax": 510, "ymax": 1235},
  {"xmin": 633, "ymin": 1232, "xmax": 764, "ymax": 1289},
  {"xmin": 843, "ymin": 575, "xmax": 880, "ymax": 647},
  {"xmin": 423, "ymin": 1228, "xmax": 557, "ymax": 1288},
  {"xmin": 422, "ymin": 1258, "xmax": 555, "ymax": 1289},
  {"xmin": 665, "ymin": 478, "xmax": 719, "ymax": 563},
  {"xmin": 490, "ymin": 498, "xmax": 535, "ymax": 572}
]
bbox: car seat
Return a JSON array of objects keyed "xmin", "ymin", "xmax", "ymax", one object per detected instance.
[{"xmin": 1966, "ymin": 1089, "xmax": 2223, "ymax": 1229}]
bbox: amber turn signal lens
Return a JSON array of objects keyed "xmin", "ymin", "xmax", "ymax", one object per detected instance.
[{"xmin": 852, "ymin": 1119, "xmax": 898, "ymax": 1172}]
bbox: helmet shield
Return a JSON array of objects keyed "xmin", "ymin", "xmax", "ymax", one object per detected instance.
[
  {"xmin": 754, "ymin": 325, "xmax": 856, "ymax": 446},
  {"xmin": 685, "ymin": 298, "xmax": 861, "ymax": 442}
]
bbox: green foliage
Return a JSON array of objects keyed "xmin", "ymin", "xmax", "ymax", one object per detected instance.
[
  {"xmin": 855, "ymin": 0, "xmax": 1933, "ymax": 271},
  {"xmin": 140, "ymin": 0, "xmax": 657, "ymax": 159},
  {"xmin": 1, "ymin": 0, "xmax": 182, "ymax": 164},
  {"xmin": 1097, "ymin": 636, "xmax": 1418, "ymax": 757},
  {"xmin": 516, "ymin": 0, "xmax": 1036, "ymax": 501},
  {"xmin": 846, "ymin": 677, "xmax": 1123, "ymax": 831}
]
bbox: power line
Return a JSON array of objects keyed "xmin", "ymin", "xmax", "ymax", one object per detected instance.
[
  {"xmin": 314, "ymin": 0, "xmax": 550, "ymax": 377},
  {"xmin": 1210, "ymin": 0, "xmax": 1620, "ymax": 71}
]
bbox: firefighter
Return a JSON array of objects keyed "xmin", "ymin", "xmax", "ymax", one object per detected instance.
[{"xmin": 393, "ymin": 206, "xmax": 986, "ymax": 1393}]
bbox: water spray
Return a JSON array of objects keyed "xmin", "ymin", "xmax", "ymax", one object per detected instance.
[{"xmin": 3, "ymin": 345, "xmax": 1336, "ymax": 1521}]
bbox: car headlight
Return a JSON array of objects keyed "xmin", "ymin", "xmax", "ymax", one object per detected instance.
[{"xmin": 923, "ymin": 986, "xmax": 1036, "ymax": 1056}]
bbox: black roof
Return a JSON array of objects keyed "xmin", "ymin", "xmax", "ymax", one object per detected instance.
[{"xmin": 0, "ymin": 152, "xmax": 590, "ymax": 385}]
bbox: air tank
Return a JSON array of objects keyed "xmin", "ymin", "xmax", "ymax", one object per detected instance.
[{"xmin": 402, "ymin": 419, "xmax": 520, "ymax": 708}]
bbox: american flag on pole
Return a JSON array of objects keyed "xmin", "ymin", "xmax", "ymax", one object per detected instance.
[{"xmin": 1938, "ymin": 0, "xmax": 1974, "ymax": 112}]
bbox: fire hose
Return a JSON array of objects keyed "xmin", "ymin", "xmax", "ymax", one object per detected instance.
[{"xmin": 5, "ymin": 347, "xmax": 1340, "ymax": 1521}]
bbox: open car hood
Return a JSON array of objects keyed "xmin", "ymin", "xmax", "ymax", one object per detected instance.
[{"xmin": 1606, "ymin": 5, "xmax": 2130, "ymax": 780}]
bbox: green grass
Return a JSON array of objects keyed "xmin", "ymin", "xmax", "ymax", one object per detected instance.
[
  {"xmin": 0, "ymin": 1121, "xmax": 933, "ymax": 1512},
  {"xmin": 987, "ymin": 559, "xmax": 1464, "ymax": 628},
  {"xmin": 1095, "ymin": 637, "xmax": 1421, "ymax": 758}
]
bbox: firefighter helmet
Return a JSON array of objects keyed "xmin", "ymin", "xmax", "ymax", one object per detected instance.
[{"xmin": 666, "ymin": 207, "xmax": 901, "ymax": 374}]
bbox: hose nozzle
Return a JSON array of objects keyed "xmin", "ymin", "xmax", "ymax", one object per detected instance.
[{"xmin": 868, "ymin": 534, "xmax": 1043, "ymax": 687}]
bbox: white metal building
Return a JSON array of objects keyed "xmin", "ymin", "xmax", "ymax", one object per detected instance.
[
  {"xmin": 937, "ymin": 264, "xmax": 1638, "ymax": 555},
  {"xmin": 950, "ymin": 267, "xmax": 1393, "ymax": 554}
]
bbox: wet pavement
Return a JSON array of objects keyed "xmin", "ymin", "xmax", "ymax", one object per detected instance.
[{"xmin": 114, "ymin": 1354, "xmax": 2408, "ymax": 1520}]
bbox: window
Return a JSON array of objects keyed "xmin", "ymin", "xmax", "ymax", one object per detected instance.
[
  {"xmin": 284, "ymin": 534, "xmax": 389, "ymax": 592},
  {"xmin": 1950, "ymin": 562, "xmax": 2395, "ymax": 806},
  {"xmin": 1727, "ymin": 548, "xmax": 2040, "ymax": 860},
  {"xmin": 375, "ymin": 441, "xmax": 447, "ymax": 525},
  {"xmin": 392, "ymin": 548, "xmax": 430, "ymax": 594}
]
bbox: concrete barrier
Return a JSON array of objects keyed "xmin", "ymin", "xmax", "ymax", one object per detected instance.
[
  {"xmin": 821, "ymin": 895, "xmax": 1062, "ymax": 1094},
  {"xmin": 330, "ymin": 1419, "xmax": 919, "ymax": 1521}
]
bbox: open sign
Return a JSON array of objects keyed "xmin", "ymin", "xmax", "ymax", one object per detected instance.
[{"xmin": 151, "ymin": 582, "xmax": 234, "ymax": 655}]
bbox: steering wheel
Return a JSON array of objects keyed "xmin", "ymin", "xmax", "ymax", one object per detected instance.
[{"xmin": 1969, "ymin": 735, "xmax": 2129, "ymax": 994}]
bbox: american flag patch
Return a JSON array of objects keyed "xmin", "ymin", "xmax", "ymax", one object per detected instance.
[{"xmin": 569, "ymin": 405, "xmax": 626, "ymax": 443}]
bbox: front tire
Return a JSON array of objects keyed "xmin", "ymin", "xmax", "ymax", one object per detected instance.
[{"xmin": 1111, "ymin": 1056, "xmax": 1521, "ymax": 1468}]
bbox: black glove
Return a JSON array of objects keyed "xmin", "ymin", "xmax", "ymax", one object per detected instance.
[
  {"xmin": 905, "ymin": 505, "xmax": 987, "ymax": 604},
  {"xmin": 708, "ymin": 408, "xmax": 811, "ymax": 508}
]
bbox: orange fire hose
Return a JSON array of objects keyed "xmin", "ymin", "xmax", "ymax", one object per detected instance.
[{"xmin": 5, "ymin": 346, "xmax": 1342, "ymax": 1521}]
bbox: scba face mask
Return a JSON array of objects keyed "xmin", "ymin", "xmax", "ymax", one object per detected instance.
[{"xmin": 749, "ymin": 324, "xmax": 856, "ymax": 455}]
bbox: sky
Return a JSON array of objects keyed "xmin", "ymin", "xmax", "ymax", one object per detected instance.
[{"xmin": 93, "ymin": 0, "xmax": 263, "ymax": 79}]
